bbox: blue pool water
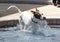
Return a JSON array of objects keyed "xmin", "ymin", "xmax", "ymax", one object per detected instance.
[{"xmin": 0, "ymin": 26, "xmax": 60, "ymax": 42}]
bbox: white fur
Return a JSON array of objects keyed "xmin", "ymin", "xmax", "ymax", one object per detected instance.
[
  {"xmin": 7, "ymin": 5, "xmax": 34, "ymax": 30},
  {"xmin": 21, "ymin": 11, "xmax": 33, "ymax": 25}
]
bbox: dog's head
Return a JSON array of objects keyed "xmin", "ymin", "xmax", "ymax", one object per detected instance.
[{"xmin": 31, "ymin": 8, "xmax": 43, "ymax": 19}]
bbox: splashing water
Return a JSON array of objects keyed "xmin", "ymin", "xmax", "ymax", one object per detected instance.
[{"xmin": 30, "ymin": 17, "xmax": 54, "ymax": 36}]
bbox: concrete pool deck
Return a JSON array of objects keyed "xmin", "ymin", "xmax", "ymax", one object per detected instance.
[
  {"xmin": 28, "ymin": 5, "xmax": 60, "ymax": 19},
  {"xmin": 0, "ymin": 13, "xmax": 20, "ymax": 21}
]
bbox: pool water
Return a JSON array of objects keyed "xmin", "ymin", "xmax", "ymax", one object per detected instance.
[{"xmin": 0, "ymin": 26, "xmax": 60, "ymax": 42}]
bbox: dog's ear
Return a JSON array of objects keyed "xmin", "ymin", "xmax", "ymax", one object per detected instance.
[
  {"xmin": 36, "ymin": 8, "xmax": 39, "ymax": 12},
  {"xmin": 31, "ymin": 11, "xmax": 35, "ymax": 13}
]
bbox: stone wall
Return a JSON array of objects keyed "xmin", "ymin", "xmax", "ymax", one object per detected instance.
[
  {"xmin": 0, "ymin": 19, "xmax": 60, "ymax": 28},
  {"xmin": 0, "ymin": 20, "xmax": 19, "ymax": 28},
  {"xmin": 47, "ymin": 19, "xmax": 60, "ymax": 25}
]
